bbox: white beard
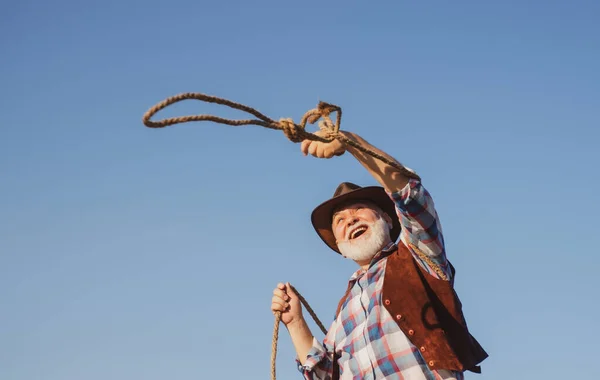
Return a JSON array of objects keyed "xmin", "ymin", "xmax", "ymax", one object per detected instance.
[{"xmin": 338, "ymin": 216, "xmax": 391, "ymax": 262}]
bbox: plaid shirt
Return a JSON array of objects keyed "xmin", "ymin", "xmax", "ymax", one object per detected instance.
[{"xmin": 296, "ymin": 179, "xmax": 462, "ymax": 380}]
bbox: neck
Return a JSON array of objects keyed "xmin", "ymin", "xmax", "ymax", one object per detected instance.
[{"xmin": 354, "ymin": 239, "xmax": 395, "ymax": 270}]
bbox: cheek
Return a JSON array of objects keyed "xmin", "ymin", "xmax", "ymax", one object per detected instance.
[
  {"xmin": 361, "ymin": 210, "xmax": 380, "ymax": 223},
  {"xmin": 333, "ymin": 225, "xmax": 345, "ymax": 241}
]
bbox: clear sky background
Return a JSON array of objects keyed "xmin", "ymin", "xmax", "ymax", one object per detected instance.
[{"xmin": 1, "ymin": 1, "xmax": 599, "ymax": 379}]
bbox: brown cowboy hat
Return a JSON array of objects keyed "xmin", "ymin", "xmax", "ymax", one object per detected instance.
[{"xmin": 311, "ymin": 182, "xmax": 401, "ymax": 254}]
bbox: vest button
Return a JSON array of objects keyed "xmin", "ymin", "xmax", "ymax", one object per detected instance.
[
  {"xmin": 429, "ymin": 360, "xmax": 435, "ymax": 367},
  {"xmin": 408, "ymin": 329, "xmax": 415, "ymax": 335},
  {"xmin": 384, "ymin": 299, "xmax": 391, "ymax": 305},
  {"xmin": 420, "ymin": 346, "xmax": 426, "ymax": 352},
  {"xmin": 395, "ymin": 314, "xmax": 402, "ymax": 320}
]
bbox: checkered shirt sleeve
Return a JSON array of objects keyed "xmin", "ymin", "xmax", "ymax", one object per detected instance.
[
  {"xmin": 388, "ymin": 179, "xmax": 453, "ymax": 281},
  {"xmin": 295, "ymin": 326, "xmax": 337, "ymax": 379}
]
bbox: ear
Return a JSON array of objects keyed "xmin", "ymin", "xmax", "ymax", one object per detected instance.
[{"xmin": 382, "ymin": 212, "xmax": 393, "ymax": 230}]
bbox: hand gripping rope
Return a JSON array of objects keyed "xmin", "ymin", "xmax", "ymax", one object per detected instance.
[{"xmin": 142, "ymin": 92, "xmax": 420, "ymax": 181}]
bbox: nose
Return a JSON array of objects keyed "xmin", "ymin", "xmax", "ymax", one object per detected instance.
[{"xmin": 346, "ymin": 216, "xmax": 359, "ymax": 228}]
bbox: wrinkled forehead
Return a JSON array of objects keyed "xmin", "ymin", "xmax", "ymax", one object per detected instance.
[{"xmin": 331, "ymin": 199, "xmax": 380, "ymax": 220}]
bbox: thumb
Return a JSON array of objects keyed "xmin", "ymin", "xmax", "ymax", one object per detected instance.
[{"xmin": 286, "ymin": 282, "xmax": 298, "ymax": 300}]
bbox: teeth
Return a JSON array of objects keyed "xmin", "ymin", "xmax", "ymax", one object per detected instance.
[{"xmin": 350, "ymin": 226, "xmax": 367, "ymax": 239}]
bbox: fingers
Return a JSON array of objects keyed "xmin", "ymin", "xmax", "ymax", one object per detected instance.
[
  {"xmin": 300, "ymin": 140, "xmax": 311, "ymax": 156},
  {"xmin": 285, "ymin": 282, "xmax": 297, "ymax": 298},
  {"xmin": 322, "ymin": 146, "xmax": 336, "ymax": 159},
  {"xmin": 316, "ymin": 144, "xmax": 326, "ymax": 158},
  {"xmin": 308, "ymin": 142, "xmax": 318, "ymax": 157},
  {"xmin": 271, "ymin": 296, "xmax": 289, "ymax": 312},
  {"xmin": 274, "ymin": 282, "xmax": 297, "ymax": 302},
  {"xmin": 271, "ymin": 283, "xmax": 290, "ymax": 313},
  {"xmin": 301, "ymin": 140, "xmax": 343, "ymax": 159},
  {"xmin": 273, "ymin": 287, "xmax": 289, "ymax": 301},
  {"xmin": 316, "ymin": 145, "xmax": 338, "ymax": 159}
]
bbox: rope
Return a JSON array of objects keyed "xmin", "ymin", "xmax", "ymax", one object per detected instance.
[
  {"xmin": 142, "ymin": 92, "xmax": 422, "ymax": 378},
  {"xmin": 409, "ymin": 243, "xmax": 448, "ymax": 281},
  {"xmin": 271, "ymin": 285, "xmax": 327, "ymax": 380},
  {"xmin": 142, "ymin": 92, "xmax": 421, "ymax": 181}
]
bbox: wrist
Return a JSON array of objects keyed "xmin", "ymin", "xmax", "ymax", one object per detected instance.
[{"xmin": 286, "ymin": 316, "xmax": 307, "ymax": 331}]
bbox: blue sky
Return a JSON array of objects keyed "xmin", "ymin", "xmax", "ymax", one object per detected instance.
[{"xmin": 1, "ymin": 1, "xmax": 599, "ymax": 379}]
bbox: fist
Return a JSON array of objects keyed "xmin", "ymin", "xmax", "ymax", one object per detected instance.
[
  {"xmin": 271, "ymin": 282, "xmax": 303, "ymax": 326},
  {"xmin": 301, "ymin": 130, "xmax": 345, "ymax": 159}
]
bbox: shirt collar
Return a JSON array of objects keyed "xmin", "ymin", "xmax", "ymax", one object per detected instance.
[{"xmin": 348, "ymin": 242, "xmax": 397, "ymax": 281}]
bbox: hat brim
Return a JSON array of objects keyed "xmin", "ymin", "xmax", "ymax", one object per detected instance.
[{"xmin": 311, "ymin": 186, "xmax": 401, "ymax": 254}]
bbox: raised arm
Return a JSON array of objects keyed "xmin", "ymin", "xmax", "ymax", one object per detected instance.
[
  {"xmin": 300, "ymin": 130, "xmax": 452, "ymax": 280},
  {"xmin": 300, "ymin": 130, "xmax": 415, "ymax": 193}
]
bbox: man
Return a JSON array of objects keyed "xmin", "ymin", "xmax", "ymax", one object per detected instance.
[{"xmin": 271, "ymin": 130, "xmax": 488, "ymax": 379}]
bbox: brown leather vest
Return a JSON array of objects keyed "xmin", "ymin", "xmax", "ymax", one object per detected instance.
[{"xmin": 333, "ymin": 243, "xmax": 488, "ymax": 376}]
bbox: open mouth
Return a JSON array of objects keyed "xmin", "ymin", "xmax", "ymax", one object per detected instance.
[{"xmin": 348, "ymin": 225, "xmax": 368, "ymax": 240}]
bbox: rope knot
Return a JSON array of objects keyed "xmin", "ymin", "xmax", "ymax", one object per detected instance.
[
  {"xmin": 317, "ymin": 121, "xmax": 339, "ymax": 141},
  {"xmin": 301, "ymin": 101, "xmax": 341, "ymax": 137},
  {"xmin": 278, "ymin": 118, "xmax": 305, "ymax": 143},
  {"xmin": 142, "ymin": 92, "xmax": 421, "ymax": 182}
]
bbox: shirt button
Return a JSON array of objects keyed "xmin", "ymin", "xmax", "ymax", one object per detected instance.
[
  {"xmin": 408, "ymin": 329, "xmax": 415, "ymax": 335},
  {"xmin": 395, "ymin": 314, "xmax": 402, "ymax": 320},
  {"xmin": 384, "ymin": 299, "xmax": 391, "ymax": 305}
]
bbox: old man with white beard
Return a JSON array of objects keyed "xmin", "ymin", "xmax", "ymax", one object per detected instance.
[
  {"xmin": 271, "ymin": 132, "xmax": 487, "ymax": 380},
  {"xmin": 271, "ymin": 131, "xmax": 488, "ymax": 380}
]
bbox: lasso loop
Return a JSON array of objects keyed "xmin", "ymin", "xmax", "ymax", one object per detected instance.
[
  {"xmin": 142, "ymin": 92, "xmax": 338, "ymax": 144},
  {"xmin": 142, "ymin": 92, "xmax": 421, "ymax": 181}
]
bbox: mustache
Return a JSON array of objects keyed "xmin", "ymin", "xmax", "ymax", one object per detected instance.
[{"xmin": 345, "ymin": 222, "xmax": 371, "ymax": 241}]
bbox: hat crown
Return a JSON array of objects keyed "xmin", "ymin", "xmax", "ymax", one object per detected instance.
[{"xmin": 333, "ymin": 182, "xmax": 361, "ymax": 197}]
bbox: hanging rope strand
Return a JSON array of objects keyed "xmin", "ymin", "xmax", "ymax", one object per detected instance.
[
  {"xmin": 271, "ymin": 286, "xmax": 328, "ymax": 380},
  {"xmin": 142, "ymin": 92, "xmax": 421, "ymax": 181}
]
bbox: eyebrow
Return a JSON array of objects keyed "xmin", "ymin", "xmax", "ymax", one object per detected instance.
[
  {"xmin": 332, "ymin": 203, "xmax": 368, "ymax": 221},
  {"xmin": 332, "ymin": 209, "xmax": 348, "ymax": 221}
]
